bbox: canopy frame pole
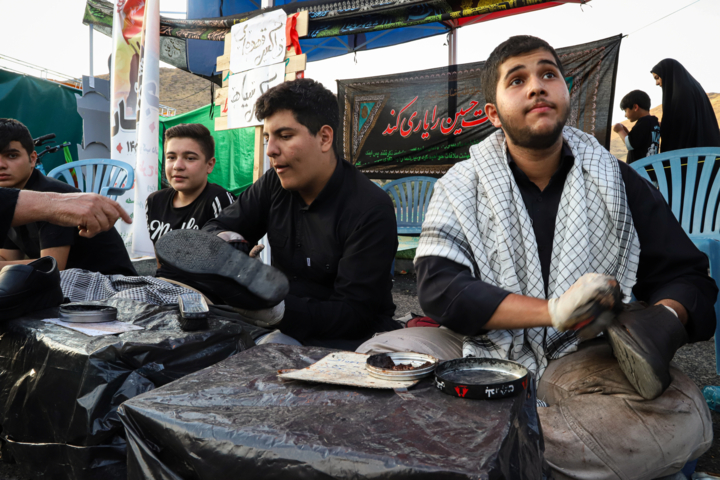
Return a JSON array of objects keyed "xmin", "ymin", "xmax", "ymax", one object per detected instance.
[
  {"xmin": 448, "ymin": 28, "xmax": 456, "ymax": 65},
  {"xmin": 89, "ymin": 24, "xmax": 95, "ymax": 87}
]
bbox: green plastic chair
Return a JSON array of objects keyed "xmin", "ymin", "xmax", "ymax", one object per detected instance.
[
  {"xmin": 629, "ymin": 147, "xmax": 720, "ymax": 374},
  {"xmin": 47, "ymin": 159, "xmax": 134, "ymax": 201}
]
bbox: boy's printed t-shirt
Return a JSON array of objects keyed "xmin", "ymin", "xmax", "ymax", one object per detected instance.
[
  {"xmin": 627, "ymin": 115, "xmax": 661, "ymax": 164},
  {"xmin": 145, "ymin": 182, "xmax": 236, "ymax": 245},
  {"xmin": 2, "ymin": 169, "xmax": 137, "ymax": 276}
]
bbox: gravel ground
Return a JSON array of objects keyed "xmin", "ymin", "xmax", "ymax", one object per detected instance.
[{"xmin": 0, "ymin": 273, "xmax": 717, "ymax": 479}]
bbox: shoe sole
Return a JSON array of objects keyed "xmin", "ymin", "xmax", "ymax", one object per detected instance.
[
  {"xmin": 606, "ymin": 320, "xmax": 668, "ymax": 400},
  {"xmin": 156, "ymin": 230, "xmax": 289, "ymax": 305}
]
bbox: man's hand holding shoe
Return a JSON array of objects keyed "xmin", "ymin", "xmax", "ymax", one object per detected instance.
[{"xmin": 548, "ymin": 273, "xmax": 622, "ymax": 332}]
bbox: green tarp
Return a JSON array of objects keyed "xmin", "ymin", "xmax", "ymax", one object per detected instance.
[
  {"xmin": 158, "ymin": 104, "xmax": 255, "ymax": 195},
  {"xmin": 0, "ymin": 69, "xmax": 83, "ymax": 174}
]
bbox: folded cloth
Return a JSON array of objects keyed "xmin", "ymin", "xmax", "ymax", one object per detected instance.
[
  {"xmin": 60, "ymin": 269, "xmax": 195, "ymax": 305},
  {"xmin": 407, "ymin": 316, "xmax": 441, "ymax": 328}
]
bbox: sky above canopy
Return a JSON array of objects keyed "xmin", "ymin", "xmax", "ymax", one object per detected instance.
[{"xmin": 0, "ymin": 0, "xmax": 717, "ymax": 124}]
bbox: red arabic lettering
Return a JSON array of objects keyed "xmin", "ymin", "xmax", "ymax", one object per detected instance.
[
  {"xmin": 400, "ymin": 110, "xmax": 418, "ymax": 137},
  {"xmin": 382, "ymin": 96, "xmax": 418, "ymax": 136},
  {"xmin": 382, "ymin": 98, "xmax": 487, "ymax": 139}
]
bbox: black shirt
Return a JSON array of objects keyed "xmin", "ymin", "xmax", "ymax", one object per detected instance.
[
  {"xmin": 627, "ymin": 115, "xmax": 660, "ymax": 164},
  {"xmin": 147, "ymin": 182, "xmax": 236, "ymax": 282},
  {"xmin": 2, "ymin": 170, "xmax": 137, "ymax": 276},
  {"xmin": 203, "ymin": 158, "xmax": 398, "ymax": 343},
  {"xmin": 145, "ymin": 182, "xmax": 235, "ymax": 244},
  {"xmin": 0, "ymin": 189, "xmax": 19, "ymax": 239},
  {"xmin": 416, "ymin": 143, "xmax": 718, "ymax": 343}
]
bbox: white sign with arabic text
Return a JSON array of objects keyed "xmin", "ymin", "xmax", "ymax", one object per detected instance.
[
  {"xmin": 230, "ymin": 9, "xmax": 287, "ymax": 74},
  {"xmin": 227, "ymin": 63, "xmax": 285, "ymax": 128}
]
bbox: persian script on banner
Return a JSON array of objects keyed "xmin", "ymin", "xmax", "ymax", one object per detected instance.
[
  {"xmin": 230, "ymin": 9, "xmax": 287, "ymax": 74},
  {"xmin": 110, "ymin": 0, "xmax": 145, "ymax": 252},
  {"xmin": 337, "ymin": 35, "xmax": 623, "ymax": 177},
  {"xmin": 227, "ymin": 63, "xmax": 285, "ymax": 129}
]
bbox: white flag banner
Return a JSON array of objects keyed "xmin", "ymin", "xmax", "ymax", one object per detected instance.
[
  {"xmin": 227, "ymin": 63, "xmax": 285, "ymax": 129},
  {"xmin": 109, "ymin": 0, "xmax": 143, "ymax": 252},
  {"xmin": 230, "ymin": 9, "xmax": 287, "ymax": 74},
  {"xmin": 132, "ymin": 0, "xmax": 160, "ymax": 257}
]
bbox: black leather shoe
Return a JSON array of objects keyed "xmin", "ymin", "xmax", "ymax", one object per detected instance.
[
  {"xmin": 156, "ymin": 230, "xmax": 289, "ymax": 309},
  {"xmin": 606, "ymin": 303, "xmax": 688, "ymax": 400},
  {"xmin": 0, "ymin": 257, "xmax": 64, "ymax": 320}
]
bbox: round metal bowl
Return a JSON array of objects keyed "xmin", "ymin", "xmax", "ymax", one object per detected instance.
[
  {"xmin": 434, "ymin": 357, "xmax": 529, "ymax": 400},
  {"xmin": 59, "ymin": 303, "xmax": 118, "ymax": 323},
  {"xmin": 365, "ymin": 352, "xmax": 439, "ymax": 381}
]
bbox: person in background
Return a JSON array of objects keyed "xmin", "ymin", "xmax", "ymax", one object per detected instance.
[
  {"xmin": 612, "ymin": 90, "xmax": 660, "ymax": 163},
  {"xmin": 146, "ymin": 123, "xmax": 235, "ymax": 246},
  {"xmin": 651, "ymin": 59, "xmax": 720, "ymax": 152},
  {"xmin": 0, "ymin": 118, "xmax": 136, "ymax": 275},
  {"xmin": 144, "ymin": 123, "xmax": 237, "ymax": 296}
]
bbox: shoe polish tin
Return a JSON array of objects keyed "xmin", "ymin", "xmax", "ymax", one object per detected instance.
[
  {"xmin": 59, "ymin": 303, "xmax": 118, "ymax": 323},
  {"xmin": 434, "ymin": 358, "xmax": 529, "ymax": 400}
]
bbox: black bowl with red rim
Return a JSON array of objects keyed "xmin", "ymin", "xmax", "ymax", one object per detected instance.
[{"xmin": 434, "ymin": 357, "xmax": 529, "ymax": 400}]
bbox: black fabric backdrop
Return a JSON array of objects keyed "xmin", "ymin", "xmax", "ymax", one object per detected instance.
[{"xmin": 338, "ymin": 35, "xmax": 622, "ymax": 178}]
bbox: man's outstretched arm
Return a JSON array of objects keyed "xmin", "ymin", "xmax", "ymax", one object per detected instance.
[{"xmin": 12, "ymin": 191, "xmax": 131, "ymax": 236}]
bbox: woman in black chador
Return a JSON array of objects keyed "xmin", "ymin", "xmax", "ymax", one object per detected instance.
[{"xmin": 651, "ymin": 59, "xmax": 720, "ymax": 152}]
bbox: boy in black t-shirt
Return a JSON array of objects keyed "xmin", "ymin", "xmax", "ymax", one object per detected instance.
[
  {"xmin": 146, "ymin": 124, "xmax": 235, "ymax": 278},
  {"xmin": 0, "ymin": 118, "xmax": 136, "ymax": 275},
  {"xmin": 613, "ymin": 90, "xmax": 661, "ymax": 164}
]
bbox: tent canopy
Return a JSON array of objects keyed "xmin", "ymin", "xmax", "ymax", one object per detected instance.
[{"xmin": 84, "ymin": 0, "xmax": 587, "ymax": 79}]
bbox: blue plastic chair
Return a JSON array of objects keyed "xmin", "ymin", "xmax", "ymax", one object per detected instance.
[
  {"xmin": 382, "ymin": 176, "xmax": 437, "ymax": 235},
  {"xmin": 629, "ymin": 147, "xmax": 720, "ymax": 373},
  {"xmin": 47, "ymin": 159, "xmax": 134, "ymax": 201}
]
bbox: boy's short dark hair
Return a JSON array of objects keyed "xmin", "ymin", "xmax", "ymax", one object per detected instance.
[
  {"xmin": 0, "ymin": 118, "xmax": 34, "ymax": 156},
  {"xmin": 255, "ymin": 79, "xmax": 339, "ymax": 156},
  {"xmin": 164, "ymin": 123, "xmax": 215, "ymax": 160},
  {"xmin": 620, "ymin": 90, "xmax": 651, "ymax": 111},
  {"xmin": 481, "ymin": 36, "xmax": 565, "ymax": 105}
]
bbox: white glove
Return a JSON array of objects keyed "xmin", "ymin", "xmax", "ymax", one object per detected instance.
[
  {"xmin": 217, "ymin": 231, "xmax": 246, "ymax": 244},
  {"xmin": 548, "ymin": 273, "xmax": 619, "ymax": 331},
  {"xmin": 232, "ymin": 301, "xmax": 285, "ymax": 328}
]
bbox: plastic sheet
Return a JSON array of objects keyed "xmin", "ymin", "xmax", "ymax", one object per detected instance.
[
  {"xmin": 120, "ymin": 344, "xmax": 547, "ymax": 479},
  {"xmin": 0, "ymin": 298, "xmax": 256, "ymax": 480}
]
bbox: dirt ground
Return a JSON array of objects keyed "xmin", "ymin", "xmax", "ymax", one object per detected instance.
[{"xmin": 0, "ymin": 273, "xmax": 718, "ymax": 479}]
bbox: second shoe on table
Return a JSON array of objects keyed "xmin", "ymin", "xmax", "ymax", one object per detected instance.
[
  {"xmin": 156, "ymin": 230, "xmax": 289, "ymax": 309},
  {"xmin": 0, "ymin": 256, "xmax": 64, "ymax": 320}
]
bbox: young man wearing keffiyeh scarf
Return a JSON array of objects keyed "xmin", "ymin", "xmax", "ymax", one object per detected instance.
[{"xmin": 358, "ymin": 36, "xmax": 717, "ymax": 480}]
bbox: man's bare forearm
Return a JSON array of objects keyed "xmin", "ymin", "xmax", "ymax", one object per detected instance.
[
  {"xmin": 11, "ymin": 191, "xmax": 131, "ymax": 237},
  {"xmin": 484, "ymin": 294, "xmax": 552, "ymax": 330},
  {"xmin": 11, "ymin": 191, "xmax": 51, "ymax": 226}
]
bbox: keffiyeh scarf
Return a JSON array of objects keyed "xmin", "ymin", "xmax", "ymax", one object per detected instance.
[{"xmin": 416, "ymin": 126, "xmax": 640, "ymax": 378}]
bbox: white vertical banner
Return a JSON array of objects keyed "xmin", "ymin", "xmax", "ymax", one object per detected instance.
[
  {"xmin": 109, "ymin": 0, "xmax": 144, "ymax": 252},
  {"xmin": 132, "ymin": 0, "xmax": 160, "ymax": 257}
]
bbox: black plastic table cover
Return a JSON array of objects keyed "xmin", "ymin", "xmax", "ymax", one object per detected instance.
[
  {"xmin": 0, "ymin": 298, "xmax": 257, "ymax": 480},
  {"xmin": 119, "ymin": 344, "xmax": 546, "ymax": 479}
]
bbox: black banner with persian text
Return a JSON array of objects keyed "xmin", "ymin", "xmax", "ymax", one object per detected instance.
[{"xmin": 338, "ymin": 35, "xmax": 622, "ymax": 178}]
